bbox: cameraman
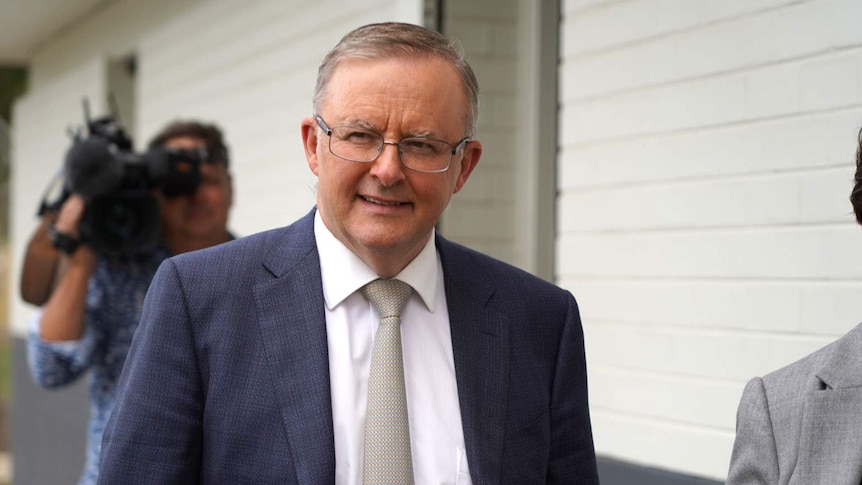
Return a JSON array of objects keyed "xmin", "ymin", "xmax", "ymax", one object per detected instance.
[{"xmin": 25, "ymin": 120, "xmax": 234, "ymax": 485}]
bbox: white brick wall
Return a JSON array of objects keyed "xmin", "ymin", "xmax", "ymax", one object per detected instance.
[
  {"xmin": 9, "ymin": 0, "xmax": 422, "ymax": 337},
  {"xmin": 560, "ymin": 0, "xmax": 862, "ymax": 480}
]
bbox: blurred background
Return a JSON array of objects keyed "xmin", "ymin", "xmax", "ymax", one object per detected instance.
[
  {"xmin": 3, "ymin": 0, "xmax": 862, "ymax": 483},
  {"xmin": 0, "ymin": 67, "xmax": 17, "ymax": 484}
]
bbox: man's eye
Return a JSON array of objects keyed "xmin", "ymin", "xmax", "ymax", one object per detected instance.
[
  {"xmin": 344, "ymin": 131, "xmax": 377, "ymax": 144},
  {"xmin": 402, "ymin": 139, "xmax": 439, "ymax": 155}
]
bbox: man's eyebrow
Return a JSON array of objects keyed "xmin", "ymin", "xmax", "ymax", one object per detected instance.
[
  {"xmin": 337, "ymin": 118, "xmax": 446, "ymax": 140},
  {"xmin": 405, "ymin": 130, "xmax": 438, "ymax": 139},
  {"xmin": 339, "ymin": 118, "xmax": 377, "ymax": 131}
]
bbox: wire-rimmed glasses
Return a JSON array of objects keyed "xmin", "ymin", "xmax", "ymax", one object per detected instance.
[{"xmin": 315, "ymin": 115, "xmax": 471, "ymax": 173}]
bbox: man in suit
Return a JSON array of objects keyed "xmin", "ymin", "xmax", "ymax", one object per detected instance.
[
  {"xmin": 727, "ymin": 325, "xmax": 862, "ymax": 484},
  {"xmin": 99, "ymin": 22, "xmax": 598, "ymax": 484},
  {"xmin": 727, "ymin": 128, "xmax": 862, "ymax": 485}
]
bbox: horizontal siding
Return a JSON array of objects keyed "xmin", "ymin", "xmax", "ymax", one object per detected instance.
[
  {"xmin": 584, "ymin": 322, "xmax": 835, "ymax": 381},
  {"xmin": 559, "ymin": 109, "xmax": 861, "ymax": 188},
  {"xmin": 560, "ymin": 168, "xmax": 854, "ymax": 232},
  {"xmin": 591, "ymin": 409, "xmax": 736, "ymax": 479},
  {"xmin": 560, "ymin": 51, "xmax": 862, "ymax": 145},
  {"xmin": 559, "ymin": 0, "xmax": 862, "ymax": 480},
  {"xmin": 562, "ymin": 0, "xmax": 798, "ymax": 57},
  {"xmin": 561, "ymin": 0, "xmax": 862, "ymax": 102},
  {"xmin": 589, "ymin": 366, "xmax": 742, "ymax": 429},
  {"xmin": 563, "ymin": 279, "xmax": 862, "ymax": 336},
  {"xmin": 559, "ymin": 225, "xmax": 862, "ymax": 279}
]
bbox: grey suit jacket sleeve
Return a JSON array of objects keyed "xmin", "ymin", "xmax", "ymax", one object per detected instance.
[{"xmin": 727, "ymin": 377, "xmax": 780, "ymax": 485}]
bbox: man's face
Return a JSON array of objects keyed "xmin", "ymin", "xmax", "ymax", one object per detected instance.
[
  {"xmin": 156, "ymin": 136, "xmax": 232, "ymax": 243},
  {"xmin": 302, "ymin": 56, "xmax": 482, "ymax": 275}
]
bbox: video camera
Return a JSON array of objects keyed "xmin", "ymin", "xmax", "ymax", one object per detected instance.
[{"xmin": 58, "ymin": 100, "xmax": 204, "ymax": 255}]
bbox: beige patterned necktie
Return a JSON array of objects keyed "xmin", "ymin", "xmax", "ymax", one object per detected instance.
[{"xmin": 361, "ymin": 278, "xmax": 414, "ymax": 484}]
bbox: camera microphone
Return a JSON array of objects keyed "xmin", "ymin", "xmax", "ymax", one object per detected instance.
[{"xmin": 65, "ymin": 137, "xmax": 125, "ymax": 199}]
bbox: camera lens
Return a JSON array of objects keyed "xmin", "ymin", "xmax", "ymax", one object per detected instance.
[
  {"xmin": 81, "ymin": 192, "xmax": 160, "ymax": 255},
  {"xmin": 104, "ymin": 201, "xmax": 139, "ymax": 240}
]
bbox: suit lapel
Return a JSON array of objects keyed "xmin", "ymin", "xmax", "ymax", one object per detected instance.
[
  {"xmin": 793, "ymin": 390, "xmax": 862, "ymax": 485},
  {"xmin": 793, "ymin": 324, "xmax": 862, "ymax": 485},
  {"xmin": 253, "ymin": 212, "xmax": 335, "ymax": 482},
  {"xmin": 439, "ymin": 236, "xmax": 509, "ymax": 485}
]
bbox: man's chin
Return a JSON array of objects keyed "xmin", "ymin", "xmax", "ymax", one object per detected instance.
[{"xmin": 354, "ymin": 229, "xmax": 432, "ymax": 256}]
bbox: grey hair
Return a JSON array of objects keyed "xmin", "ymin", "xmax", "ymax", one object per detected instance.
[{"xmin": 312, "ymin": 22, "xmax": 479, "ymax": 137}]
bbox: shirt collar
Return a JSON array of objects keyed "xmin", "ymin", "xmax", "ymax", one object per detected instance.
[{"xmin": 314, "ymin": 211, "xmax": 438, "ymax": 312}]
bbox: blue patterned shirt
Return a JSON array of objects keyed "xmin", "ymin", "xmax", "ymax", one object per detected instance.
[{"xmin": 27, "ymin": 247, "xmax": 170, "ymax": 485}]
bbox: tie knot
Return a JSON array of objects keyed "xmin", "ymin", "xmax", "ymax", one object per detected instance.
[{"xmin": 361, "ymin": 278, "xmax": 413, "ymax": 320}]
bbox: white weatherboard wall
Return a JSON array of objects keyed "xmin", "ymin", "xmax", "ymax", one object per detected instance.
[
  {"xmin": 559, "ymin": 0, "xmax": 862, "ymax": 480},
  {"xmin": 10, "ymin": 0, "xmax": 423, "ymax": 338}
]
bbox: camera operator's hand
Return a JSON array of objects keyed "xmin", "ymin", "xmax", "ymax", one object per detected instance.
[
  {"xmin": 21, "ymin": 194, "xmax": 93, "ymax": 305},
  {"xmin": 53, "ymin": 193, "xmax": 85, "ymax": 239},
  {"xmin": 38, "ymin": 194, "xmax": 98, "ymax": 342},
  {"xmin": 20, "ymin": 211, "xmax": 59, "ymax": 306}
]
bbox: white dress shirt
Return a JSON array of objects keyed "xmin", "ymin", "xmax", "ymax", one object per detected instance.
[{"xmin": 315, "ymin": 212, "xmax": 472, "ymax": 485}]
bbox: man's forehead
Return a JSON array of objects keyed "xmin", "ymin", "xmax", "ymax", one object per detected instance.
[
  {"xmin": 323, "ymin": 56, "xmax": 463, "ymax": 106},
  {"xmin": 163, "ymin": 136, "xmax": 206, "ymax": 149},
  {"xmin": 326, "ymin": 55, "xmax": 460, "ymax": 92}
]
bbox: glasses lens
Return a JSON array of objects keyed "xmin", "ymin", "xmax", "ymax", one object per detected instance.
[
  {"xmin": 399, "ymin": 138, "xmax": 451, "ymax": 172},
  {"xmin": 329, "ymin": 126, "xmax": 382, "ymax": 162}
]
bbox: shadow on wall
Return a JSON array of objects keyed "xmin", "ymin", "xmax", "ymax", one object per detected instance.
[
  {"xmin": 0, "ymin": 244, "xmax": 9, "ymax": 485},
  {"xmin": 598, "ymin": 456, "xmax": 723, "ymax": 485}
]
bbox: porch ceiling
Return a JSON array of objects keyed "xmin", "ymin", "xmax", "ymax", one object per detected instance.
[{"xmin": 0, "ymin": 0, "xmax": 108, "ymax": 64}]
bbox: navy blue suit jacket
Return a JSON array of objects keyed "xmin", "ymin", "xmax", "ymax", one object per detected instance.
[{"xmin": 99, "ymin": 210, "xmax": 598, "ymax": 484}]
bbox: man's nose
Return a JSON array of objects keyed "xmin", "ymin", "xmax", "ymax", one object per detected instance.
[{"xmin": 369, "ymin": 141, "xmax": 406, "ymax": 186}]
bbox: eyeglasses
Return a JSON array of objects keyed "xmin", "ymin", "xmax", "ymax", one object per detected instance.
[{"xmin": 315, "ymin": 115, "xmax": 471, "ymax": 173}]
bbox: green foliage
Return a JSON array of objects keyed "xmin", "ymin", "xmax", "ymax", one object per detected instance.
[{"xmin": 0, "ymin": 67, "xmax": 27, "ymax": 123}]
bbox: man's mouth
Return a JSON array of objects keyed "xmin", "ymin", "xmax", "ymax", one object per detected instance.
[{"xmin": 361, "ymin": 195, "xmax": 406, "ymax": 206}]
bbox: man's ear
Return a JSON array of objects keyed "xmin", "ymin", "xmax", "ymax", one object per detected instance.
[
  {"xmin": 453, "ymin": 140, "xmax": 482, "ymax": 194},
  {"xmin": 301, "ymin": 118, "xmax": 320, "ymax": 175}
]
